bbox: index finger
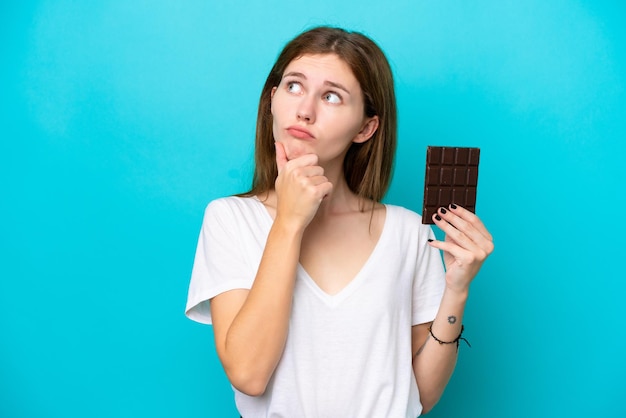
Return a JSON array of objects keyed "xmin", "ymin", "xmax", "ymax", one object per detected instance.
[
  {"xmin": 448, "ymin": 204, "xmax": 493, "ymax": 241},
  {"xmin": 275, "ymin": 141, "xmax": 288, "ymax": 173}
]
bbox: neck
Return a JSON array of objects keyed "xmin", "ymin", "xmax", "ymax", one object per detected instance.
[
  {"xmin": 258, "ymin": 156, "xmax": 375, "ymax": 219},
  {"xmin": 315, "ymin": 152, "xmax": 378, "ymax": 217},
  {"xmin": 315, "ymin": 171, "xmax": 371, "ymax": 218}
]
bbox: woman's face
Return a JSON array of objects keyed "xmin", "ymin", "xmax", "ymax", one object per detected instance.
[{"xmin": 270, "ymin": 53, "xmax": 378, "ymax": 163}]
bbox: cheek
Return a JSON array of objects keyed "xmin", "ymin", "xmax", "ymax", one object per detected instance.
[
  {"xmin": 270, "ymin": 94, "xmax": 287, "ymax": 123},
  {"xmin": 270, "ymin": 101, "xmax": 286, "ymax": 145},
  {"xmin": 270, "ymin": 100, "xmax": 280, "ymax": 130},
  {"xmin": 328, "ymin": 111, "xmax": 365, "ymax": 140},
  {"xmin": 270, "ymin": 101, "xmax": 281, "ymax": 135}
]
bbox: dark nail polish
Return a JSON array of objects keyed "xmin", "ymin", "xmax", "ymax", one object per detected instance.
[
  {"xmin": 435, "ymin": 214, "xmax": 442, "ymax": 221},
  {"xmin": 428, "ymin": 238, "xmax": 434, "ymax": 242},
  {"xmin": 450, "ymin": 203, "xmax": 457, "ymax": 209},
  {"xmin": 440, "ymin": 207, "xmax": 447, "ymax": 214}
]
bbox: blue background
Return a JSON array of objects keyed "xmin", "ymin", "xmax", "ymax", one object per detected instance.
[{"xmin": 2, "ymin": 1, "xmax": 625, "ymax": 417}]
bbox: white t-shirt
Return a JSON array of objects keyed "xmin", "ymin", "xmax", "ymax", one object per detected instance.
[{"xmin": 186, "ymin": 196, "xmax": 445, "ymax": 418}]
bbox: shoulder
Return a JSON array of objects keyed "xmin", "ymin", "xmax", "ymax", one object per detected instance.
[
  {"xmin": 206, "ymin": 195, "xmax": 258, "ymax": 213},
  {"xmin": 384, "ymin": 204, "xmax": 427, "ymax": 227},
  {"xmin": 203, "ymin": 196, "xmax": 265, "ymax": 224},
  {"xmin": 383, "ymin": 204, "xmax": 436, "ymax": 242}
]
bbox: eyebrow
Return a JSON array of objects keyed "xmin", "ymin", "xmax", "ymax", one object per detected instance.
[{"xmin": 282, "ymin": 71, "xmax": 352, "ymax": 95}]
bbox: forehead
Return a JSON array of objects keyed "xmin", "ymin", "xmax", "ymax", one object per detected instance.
[{"xmin": 283, "ymin": 54, "xmax": 359, "ymax": 86}]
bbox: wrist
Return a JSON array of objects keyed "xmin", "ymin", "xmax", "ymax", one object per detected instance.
[
  {"xmin": 272, "ymin": 214, "xmax": 307, "ymax": 237},
  {"xmin": 428, "ymin": 323, "xmax": 471, "ymax": 350},
  {"xmin": 443, "ymin": 285, "xmax": 469, "ymax": 301}
]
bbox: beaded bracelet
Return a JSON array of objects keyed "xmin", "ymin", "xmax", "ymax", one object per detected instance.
[{"xmin": 428, "ymin": 324, "xmax": 471, "ymax": 350}]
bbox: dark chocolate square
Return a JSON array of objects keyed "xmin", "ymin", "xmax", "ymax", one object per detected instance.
[{"xmin": 422, "ymin": 146, "xmax": 480, "ymax": 224}]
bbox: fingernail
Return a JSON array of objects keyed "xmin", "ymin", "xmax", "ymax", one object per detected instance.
[
  {"xmin": 435, "ymin": 214, "xmax": 442, "ymax": 221},
  {"xmin": 450, "ymin": 203, "xmax": 457, "ymax": 209},
  {"xmin": 440, "ymin": 207, "xmax": 447, "ymax": 214},
  {"xmin": 427, "ymin": 239, "xmax": 434, "ymax": 242}
]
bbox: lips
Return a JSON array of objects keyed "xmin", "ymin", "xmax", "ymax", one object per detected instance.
[{"xmin": 286, "ymin": 126, "xmax": 314, "ymax": 140}]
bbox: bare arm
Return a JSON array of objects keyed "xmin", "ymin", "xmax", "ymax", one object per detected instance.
[
  {"xmin": 211, "ymin": 219, "xmax": 304, "ymax": 396},
  {"xmin": 412, "ymin": 205, "xmax": 494, "ymax": 413},
  {"xmin": 210, "ymin": 143, "xmax": 332, "ymax": 396},
  {"xmin": 411, "ymin": 289, "xmax": 468, "ymax": 413}
]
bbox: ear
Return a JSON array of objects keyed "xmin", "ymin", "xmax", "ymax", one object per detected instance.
[
  {"xmin": 353, "ymin": 115, "xmax": 379, "ymax": 144},
  {"xmin": 271, "ymin": 86, "xmax": 277, "ymax": 99}
]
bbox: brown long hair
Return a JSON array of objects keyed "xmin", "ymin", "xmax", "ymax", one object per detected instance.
[{"xmin": 242, "ymin": 26, "xmax": 397, "ymax": 202}]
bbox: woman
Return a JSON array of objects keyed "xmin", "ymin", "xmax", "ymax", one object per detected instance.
[{"xmin": 186, "ymin": 26, "xmax": 494, "ymax": 417}]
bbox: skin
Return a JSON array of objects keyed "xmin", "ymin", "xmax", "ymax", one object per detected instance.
[
  {"xmin": 413, "ymin": 204, "xmax": 494, "ymax": 413},
  {"xmin": 209, "ymin": 53, "xmax": 495, "ymax": 412}
]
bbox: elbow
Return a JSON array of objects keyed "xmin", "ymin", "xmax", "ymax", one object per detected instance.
[
  {"xmin": 218, "ymin": 347, "xmax": 277, "ymax": 397},
  {"xmin": 421, "ymin": 404, "xmax": 434, "ymax": 415},
  {"xmin": 420, "ymin": 395, "xmax": 441, "ymax": 415},
  {"xmin": 233, "ymin": 381, "xmax": 267, "ymax": 397},
  {"xmin": 226, "ymin": 367, "xmax": 270, "ymax": 397}
]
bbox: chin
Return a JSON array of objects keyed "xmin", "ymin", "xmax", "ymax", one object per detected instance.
[{"xmin": 284, "ymin": 142, "xmax": 310, "ymax": 160}]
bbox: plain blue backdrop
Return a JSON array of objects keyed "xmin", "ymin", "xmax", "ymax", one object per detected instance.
[{"xmin": 2, "ymin": 1, "xmax": 625, "ymax": 417}]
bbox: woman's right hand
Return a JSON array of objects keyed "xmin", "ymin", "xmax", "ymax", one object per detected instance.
[
  {"xmin": 274, "ymin": 141, "xmax": 333, "ymax": 229},
  {"xmin": 209, "ymin": 142, "xmax": 331, "ymax": 395}
]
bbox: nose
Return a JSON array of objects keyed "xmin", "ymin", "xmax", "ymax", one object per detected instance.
[
  {"xmin": 297, "ymin": 111, "xmax": 312, "ymax": 122},
  {"xmin": 296, "ymin": 95, "xmax": 316, "ymax": 123}
]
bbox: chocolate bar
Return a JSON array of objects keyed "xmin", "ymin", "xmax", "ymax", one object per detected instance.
[{"xmin": 422, "ymin": 146, "xmax": 480, "ymax": 224}]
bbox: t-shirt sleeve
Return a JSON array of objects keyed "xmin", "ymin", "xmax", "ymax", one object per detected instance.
[
  {"xmin": 411, "ymin": 224, "xmax": 446, "ymax": 325},
  {"xmin": 185, "ymin": 199, "xmax": 254, "ymax": 324}
]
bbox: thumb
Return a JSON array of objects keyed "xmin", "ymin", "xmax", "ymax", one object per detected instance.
[{"xmin": 275, "ymin": 141, "xmax": 288, "ymax": 173}]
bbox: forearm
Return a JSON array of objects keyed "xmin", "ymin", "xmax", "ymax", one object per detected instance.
[
  {"xmin": 222, "ymin": 218, "xmax": 304, "ymax": 394},
  {"xmin": 413, "ymin": 288, "xmax": 469, "ymax": 412}
]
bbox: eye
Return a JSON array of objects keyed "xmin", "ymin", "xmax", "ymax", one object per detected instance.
[
  {"xmin": 286, "ymin": 81, "xmax": 302, "ymax": 94},
  {"xmin": 323, "ymin": 91, "xmax": 342, "ymax": 104}
]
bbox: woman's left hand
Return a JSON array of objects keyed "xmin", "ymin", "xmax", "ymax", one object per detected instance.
[{"xmin": 429, "ymin": 204, "xmax": 494, "ymax": 293}]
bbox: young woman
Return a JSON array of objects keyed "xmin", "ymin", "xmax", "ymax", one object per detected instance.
[{"xmin": 186, "ymin": 26, "xmax": 494, "ymax": 417}]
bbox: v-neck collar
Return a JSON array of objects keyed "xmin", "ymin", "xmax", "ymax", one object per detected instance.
[{"xmin": 248, "ymin": 195, "xmax": 391, "ymax": 307}]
